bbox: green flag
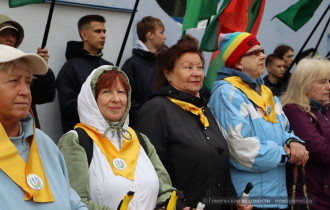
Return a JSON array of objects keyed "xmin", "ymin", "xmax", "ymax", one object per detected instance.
[
  {"xmin": 200, "ymin": 0, "xmax": 265, "ymax": 91},
  {"xmin": 182, "ymin": 0, "xmax": 218, "ymax": 36},
  {"xmin": 9, "ymin": 0, "xmax": 44, "ymax": 8},
  {"xmin": 273, "ymin": 0, "xmax": 323, "ymax": 31}
]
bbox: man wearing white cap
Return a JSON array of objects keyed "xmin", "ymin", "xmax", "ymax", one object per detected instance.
[
  {"xmin": 0, "ymin": 14, "xmax": 56, "ymax": 129},
  {"xmin": 0, "ymin": 44, "xmax": 87, "ymax": 209}
]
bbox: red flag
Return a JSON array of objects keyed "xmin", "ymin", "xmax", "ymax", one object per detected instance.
[{"xmin": 200, "ymin": 0, "xmax": 265, "ymax": 91}]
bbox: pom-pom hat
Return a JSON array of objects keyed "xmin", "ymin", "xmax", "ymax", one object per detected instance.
[{"xmin": 218, "ymin": 32, "xmax": 260, "ymax": 68}]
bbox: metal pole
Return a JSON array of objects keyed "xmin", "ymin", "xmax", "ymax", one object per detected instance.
[
  {"xmin": 41, "ymin": 0, "xmax": 56, "ymax": 49},
  {"xmin": 116, "ymin": 0, "xmax": 140, "ymax": 66},
  {"xmin": 312, "ymin": 16, "xmax": 329, "ymax": 57},
  {"xmin": 288, "ymin": 4, "xmax": 329, "ymax": 71}
]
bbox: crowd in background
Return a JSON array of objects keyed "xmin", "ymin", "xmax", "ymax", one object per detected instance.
[{"xmin": 0, "ymin": 12, "xmax": 329, "ymax": 210}]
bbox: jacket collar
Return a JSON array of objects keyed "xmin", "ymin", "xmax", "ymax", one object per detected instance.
[
  {"xmin": 65, "ymin": 41, "xmax": 103, "ymax": 60},
  {"xmin": 310, "ymin": 99, "xmax": 330, "ymax": 113},
  {"xmin": 216, "ymin": 66, "xmax": 263, "ymax": 91},
  {"xmin": 158, "ymin": 85, "xmax": 206, "ymax": 108}
]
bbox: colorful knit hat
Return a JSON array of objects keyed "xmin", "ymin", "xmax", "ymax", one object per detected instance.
[{"xmin": 218, "ymin": 32, "xmax": 260, "ymax": 68}]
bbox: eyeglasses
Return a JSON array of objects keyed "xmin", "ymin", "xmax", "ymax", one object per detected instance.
[{"xmin": 242, "ymin": 49, "xmax": 265, "ymax": 57}]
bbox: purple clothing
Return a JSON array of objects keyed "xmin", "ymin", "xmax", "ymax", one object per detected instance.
[{"xmin": 283, "ymin": 103, "xmax": 330, "ymax": 210}]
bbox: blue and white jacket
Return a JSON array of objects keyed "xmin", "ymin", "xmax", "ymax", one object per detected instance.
[{"xmin": 209, "ymin": 67, "xmax": 299, "ymax": 209}]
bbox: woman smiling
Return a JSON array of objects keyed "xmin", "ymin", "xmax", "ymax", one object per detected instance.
[{"xmin": 58, "ymin": 65, "xmax": 176, "ymax": 210}]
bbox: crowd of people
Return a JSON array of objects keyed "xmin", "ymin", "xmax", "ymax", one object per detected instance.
[{"xmin": 0, "ymin": 11, "xmax": 329, "ymax": 210}]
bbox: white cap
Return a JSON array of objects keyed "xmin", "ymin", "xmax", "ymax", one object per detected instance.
[{"xmin": 0, "ymin": 44, "xmax": 47, "ymax": 75}]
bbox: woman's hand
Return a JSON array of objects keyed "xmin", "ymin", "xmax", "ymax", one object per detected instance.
[{"xmin": 285, "ymin": 142, "xmax": 309, "ymax": 166}]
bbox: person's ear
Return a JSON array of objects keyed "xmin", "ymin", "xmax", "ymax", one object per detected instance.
[
  {"xmin": 146, "ymin": 31, "xmax": 153, "ymax": 40},
  {"xmin": 81, "ymin": 30, "xmax": 87, "ymax": 41},
  {"xmin": 164, "ymin": 69, "xmax": 171, "ymax": 82},
  {"xmin": 233, "ymin": 58, "xmax": 243, "ymax": 70}
]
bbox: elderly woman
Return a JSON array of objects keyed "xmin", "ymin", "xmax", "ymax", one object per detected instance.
[
  {"xmin": 281, "ymin": 58, "xmax": 330, "ymax": 210},
  {"xmin": 134, "ymin": 35, "xmax": 250, "ymax": 210},
  {"xmin": 58, "ymin": 65, "xmax": 175, "ymax": 210},
  {"xmin": 208, "ymin": 32, "xmax": 309, "ymax": 210},
  {"xmin": 0, "ymin": 44, "xmax": 86, "ymax": 209}
]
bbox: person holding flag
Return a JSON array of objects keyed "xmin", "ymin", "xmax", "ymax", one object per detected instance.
[
  {"xmin": 208, "ymin": 32, "xmax": 309, "ymax": 209},
  {"xmin": 0, "ymin": 14, "xmax": 56, "ymax": 129}
]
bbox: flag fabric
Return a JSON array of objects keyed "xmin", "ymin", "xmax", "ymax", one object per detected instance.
[
  {"xmin": 9, "ymin": 0, "xmax": 44, "ymax": 8},
  {"xmin": 273, "ymin": 0, "xmax": 323, "ymax": 31},
  {"xmin": 182, "ymin": 0, "xmax": 218, "ymax": 36},
  {"xmin": 200, "ymin": 0, "xmax": 265, "ymax": 91},
  {"xmin": 155, "ymin": 0, "xmax": 186, "ymax": 18}
]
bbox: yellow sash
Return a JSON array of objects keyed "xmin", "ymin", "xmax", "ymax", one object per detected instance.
[
  {"xmin": 0, "ymin": 122, "xmax": 54, "ymax": 202},
  {"xmin": 75, "ymin": 123, "xmax": 140, "ymax": 181},
  {"xmin": 224, "ymin": 76, "xmax": 277, "ymax": 123},
  {"xmin": 167, "ymin": 97, "xmax": 209, "ymax": 128}
]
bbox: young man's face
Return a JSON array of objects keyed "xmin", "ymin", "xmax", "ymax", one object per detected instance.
[
  {"xmin": 283, "ymin": 49, "xmax": 294, "ymax": 70},
  {"xmin": 149, "ymin": 25, "xmax": 166, "ymax": 51},
  {"xmin": 81, "ymin": 21, "xmax": 106, "ymax": 55},
  {"xmin": 267, "ymin": 58, "xmax": 285, "ymax": 79}
]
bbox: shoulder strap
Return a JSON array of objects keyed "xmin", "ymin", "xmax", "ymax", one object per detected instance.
[
  {"xmin": 136, "ymin": 131, "xmax": 148, "ymax": 155},
  {"xmin": 75, "ymin": 127, "xmax": 93, "ymax": 166}
]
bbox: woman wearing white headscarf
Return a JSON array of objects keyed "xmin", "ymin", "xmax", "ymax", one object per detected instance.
[{"xmin": 58, "ymin": 65, "xmax": 176, "ymax": 210}]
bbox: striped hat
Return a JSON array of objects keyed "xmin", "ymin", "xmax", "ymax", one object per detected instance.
[{"xmin": 218, "ymin": 32, "xmax": 260, "ymax": 68}]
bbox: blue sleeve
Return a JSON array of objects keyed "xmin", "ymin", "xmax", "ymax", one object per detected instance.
[{"xmin": 209, "ymin": 83, "xmax": 289, "ymax": 173}]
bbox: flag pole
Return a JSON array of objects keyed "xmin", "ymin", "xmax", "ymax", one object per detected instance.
[
  {"xmin": 116, "ymin": 0, "xmax": 140, "ymax": 67},
  {"xmin": 288, "ymin": 4, "xmax": 329, "ymax": 71},
  {"xmin": 41, "ymin": 0, "xmax": 56, "ymax": 49},
  {"xmin": 312, "ymin": 16, "xmax": 329, "ymax": 57}
]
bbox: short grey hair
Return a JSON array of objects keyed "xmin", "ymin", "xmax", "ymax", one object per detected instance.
[{"xmin": 0, "ymin": 57, "xmax": 33, "ymax": 74}]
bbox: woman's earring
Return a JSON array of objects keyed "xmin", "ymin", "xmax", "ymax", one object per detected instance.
[{"xmin": 241, "ymin": 67, "xmax": 244, "ymax": 72}]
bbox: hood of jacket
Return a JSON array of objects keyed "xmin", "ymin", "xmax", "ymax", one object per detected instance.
[
  {"xmin": 0, "ymin": 14, "xmax": 24, "ymax": 48},
  {"xmin": 65, "ymin": 41, "xmax": 103, "ymax": 60},
  {"xmin": 214, "ymin": 66, "xmax": 264, "ymax": 91},
  {"xmin": 77, "ymin": 65, "xmax": 132, "ymax": 149}
]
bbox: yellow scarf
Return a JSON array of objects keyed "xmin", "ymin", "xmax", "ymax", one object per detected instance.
[
  {"xmin": 75, "ymin": 123, "xmax": 140, "ymax": 181},
  {"xmin": 167, "ymin": 97, "xmax": 209, "ymax": 127},
  {"xmin": 224, "ymin": 76, "xmax": 277, "ymax": 123},
  {"xmin": 0, "ymin": 121, "xmax": 54, "ymax": 202}
]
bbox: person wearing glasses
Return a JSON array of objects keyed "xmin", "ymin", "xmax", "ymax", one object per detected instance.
[{"xmin": 208, "ymin": 32, "xmax": 309, "ymax": 210}]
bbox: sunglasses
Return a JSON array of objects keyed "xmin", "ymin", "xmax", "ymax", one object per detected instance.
[{"xmin": 242, "ymin": 49, "xmax": 265, "ymax": 57}]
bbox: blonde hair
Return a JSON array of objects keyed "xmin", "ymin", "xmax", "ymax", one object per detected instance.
[{"xmin": 281, "ymin": 58, "xmax": 330, "ymax": 117}]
